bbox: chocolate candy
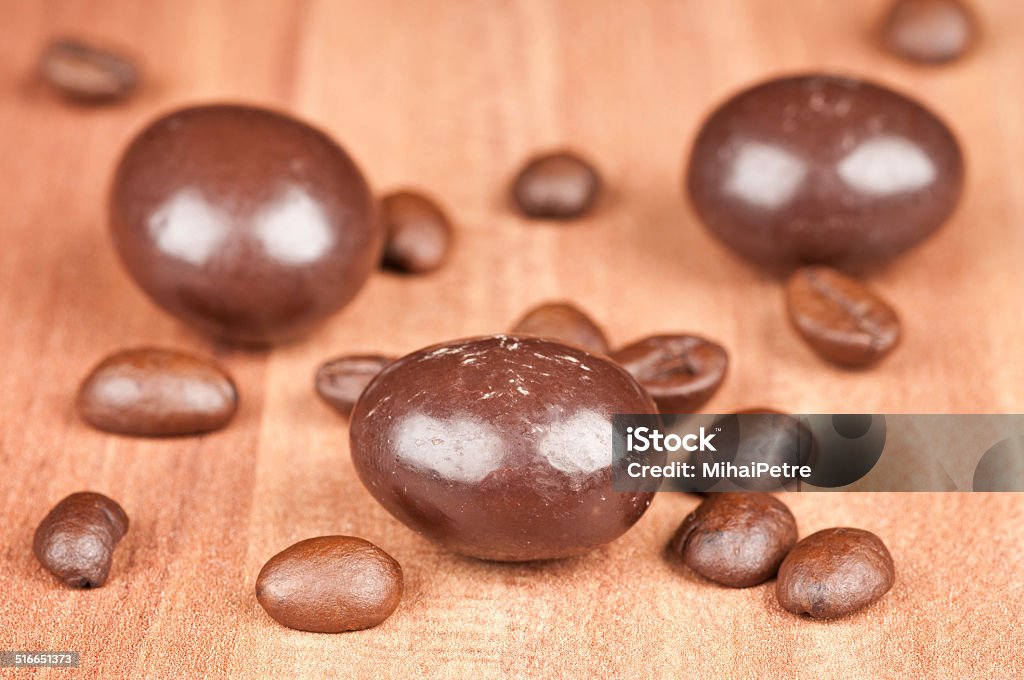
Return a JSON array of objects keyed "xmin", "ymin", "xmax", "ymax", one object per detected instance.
[
  {"xmin": 687, "ymin": 74, "xmax": 963, "ymax": 267},
  {"xmin": 110, "ymin": 104, "xmax": 381, "ymax": 344},
  {"xmin": 776, "ymin": 527, "xmax": 895, "ymax": 619},
  {"xmin": 510, "ymin": 301, "xmax": 610, "ymax": 355},
  {"xmin": 34, "ymin": 492, "xmax": 130, "ymax": 588},
  {"xmin": 668, "ymin": 493, "xmax": 797, "ymax": 587},
  {"xmin": 786, "ymin": 266, "xmax": 901, "ymax": 367},
  {"xmin": 380, "ymin": 190, "xmax": 453, "ymax": 274},
  {"xmin": 256, "ymin": 536, "xmax": 403, "ymax": 633},
  {"xmin": 882, "ymin": 0, "xmax": 976, "ymax": 63},
  {"xmin": 512, "ymin": 151, "xmax": 602, "ymax": 219},
  {"xmin": 39, "ymin": 38, "xmax": 139, "ymax": 102},
  {"xmin": 610, "ymin": 335, "xmax": 728, "ymax": 413},
  {"xmin": 77, "ymin": 348, "xmax": 238, "ymax": 436},
  {"xmin": 315, "ymin": 354, "xmax": 393, "ymax": 418},
  {"xmin": 350, "ymin": 335, "xmax": 658, "ymax": 561}
]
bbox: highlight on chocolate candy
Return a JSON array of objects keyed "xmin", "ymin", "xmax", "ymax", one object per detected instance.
[{"xmin": 5, "ymin": 0, "xmax": 1020, "ymax": 677}]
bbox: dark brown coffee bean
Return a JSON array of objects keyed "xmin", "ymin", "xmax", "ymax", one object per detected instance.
[
  {"xmin": 33, "ymin": 492, "xmax": 129, "ymax": 588},
  {"xmin": 610, "ymin": 335, "xmax": 728, "ymax": 413},
  {"xmin": 711, "ymin": 412, "xmax": 817, "ymax": 492},
  {"xmin": 512, "ymin": 151, "xmax": 601, "ymax": 219},
  {"xmin": 380, "ymin": 190, "xmax": 453, "ymax": 274},
  {"xmin": 39, "ymin": 38, "xmax": 139, "ymax": 102},
  {"xmin": 882, "ymin": 0, "xmax": 976, "ymax": 63},
  {"xmin": 256, "ymin": 536, "xmax": 403, "ymax": 633},
  {"xmin": 786, "ymin": 267, "xmax": 901, "ymax": 367},
  {"xmin": 315, "ymin": 355, "xmax": 393, "ymax": 417},
  {"xmin": 77, "ymin": 348, "xmax": 238, "ymax": 436},
  {"xmin": 776, "ymin": 528, "xmax": 895, "ymax": 619},
  {"xmin": 668, "ymin": 493, "xmax": 797, "ymax": 587},
  {"xmin": 510, "ymin": 302, "xmax": 610, "ymax": 354},
  {"xmin": 687, "ymin": 74, "xmax": 963, "ymax": 267}
]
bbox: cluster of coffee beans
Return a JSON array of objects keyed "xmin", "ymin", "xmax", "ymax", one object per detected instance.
[
  {"xmin": 32, "ymin": 491, "xmax": 403, "ymax": 632},
  {"xmin": 667, "ymin": 493, "xmax": 894, "ymax": 619},
  {"xmin": 315, "ymin": 301, "xmax": 730, "ymax": 420},
  {"xmin": 33, "ymin": 0, "xmax": 982, "ymax": 633}
]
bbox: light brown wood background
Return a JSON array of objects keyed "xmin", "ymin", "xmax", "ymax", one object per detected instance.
[{"xmin": 1, "ymin": 1, "xmax": 1022, "ymax": 678}]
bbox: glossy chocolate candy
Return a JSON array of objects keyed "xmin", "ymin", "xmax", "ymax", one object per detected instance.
[
  {"xmin": 687, "ymin": 74, "xmax": 963, "ymax": 267},
  {"xmin": 110, "ymin": 104, "xmax": 382, "ymax": 344},
  {"xmin": 350, "ymin": 335, "xmax": 659, "ymax": 561}
]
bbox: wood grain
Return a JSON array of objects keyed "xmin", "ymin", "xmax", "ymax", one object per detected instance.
[{"xmin": 1, "ymin": 0, "xmax": 1022, "ymax": 677}]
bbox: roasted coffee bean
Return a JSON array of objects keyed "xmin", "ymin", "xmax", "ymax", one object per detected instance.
[
  {"xmin": 882, "ymin": 0, "xmax": 976, "ymax": 63},
  {"xmin": 610, "ymin": 335, "xmax": 728, "ymax": 413},
  {"xmin": 33, "ymin": 492, "xmax": 129, "ymax": 588},
  {"xmin": 39, "ymin": 38, "xmax": 139, "ymax": 101},
  {"xmin": 709, "ymin": 412, "xmax": 817, "ymax": 492},
  {"xmin": 687, "ymin": 74, "xmax": 963, "ymax": 267},
  {"xmin": 315, "ymin": 355, "xmax": 393, "ymax": 417},
  {"xmin": 256, "ymin": 536, "xmax": 403, "ymax": 633},
  {"xmin": 77, "ymin": 348, "xmax": 237, "ymax": 436},
  {"xmin": 776, "ymin": 528, "xmax": 895, "ymax": 619},
  {"xmin": 511, "ymin": 151, "xmax": 601, "ymax": 219},
  {"xmin": 110, "ymin": 105, "xmax": 382, "ymax": 344},
  {"xmin": 380, "ymin": 190, "xmax": 453, "ymax": 274},
  {"xmin": 786, "ymin": 267, "xmax": 901, "ymax": 367},
  {"xmin": 668, "ymin": 493, "xmax": 797, "ymax": 587},
  {"xmin": 350, "ymin": 335, "xmax": 658, "ymax": 561},
  {"xmin": 511, "ymin": 301, "xmax": 610, "ymax": 354}
]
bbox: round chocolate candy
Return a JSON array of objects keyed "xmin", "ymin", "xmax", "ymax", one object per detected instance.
[
  {"xmin": 350, "ymin": 334, "xmax": 658, "ymax": 561},
  {"xmin": 110, "ymin": 104, "xmax": 382, "ymax": 344},
  {"xmin": 686, "ymin": 74, "xmax": 963, "ymax": 268}
]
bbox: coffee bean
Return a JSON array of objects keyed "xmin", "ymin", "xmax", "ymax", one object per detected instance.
[
  {"xmin": 776, "ymin": 528, "xmax": 895, "ymax": 619},
  {"xmin": 256, "ymin": 536, "xmax": 403, "ymax": 633},
  {"xmin": 512, "ymin": 151, "xmax": 601, "ymax": 219},
  {"xmin": 511, "ymin": 302, "xmax": 610, "ymax": 354},
  {"xmin": 882, "ymin": 0, "xmax": 976, "ymax": 63},
  {"xmin": 687, "ymin": 74, "xmax": 963, "ymax": 267},
  {"xmin": 711, "ymin": 412, "xmax": 817, "ymax": 492},
  {"xmin": 315, "ymin": 355, "xmax": 393, "ymax": 417},
  {"xmin": 33, "ymin": 492, "xmax": 129, "ymax": 588},
  {"xmin": 610, "ymin": 335, "xmax": 728, "ymax": 413},
  {"xmin": 668, "ymin": 493, "xmax": 797, "ymax": 587},
  {"xmin": 380, "ymin": 190, "xmax": 453, "ymax": 274},
  {"xmin": 77, "ymin": 348, "xmax": 238, "ymax": 436},
  {"xmin": 39, "ymin": 38, "xmax": 139, "ymax": 102},
  {"xmin": 786, "ymin": 267, "xmax": 901, "ymax": 367}
]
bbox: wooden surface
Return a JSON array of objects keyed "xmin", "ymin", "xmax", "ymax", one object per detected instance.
[{"xmin": 2, "ymin": 1, "xmax": 1023, "ymax": 677}]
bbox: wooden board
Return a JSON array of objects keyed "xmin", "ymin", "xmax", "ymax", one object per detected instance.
[{"xmin": 1, "ymin": 0, "xmax": 1022, "ymax": 677}]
